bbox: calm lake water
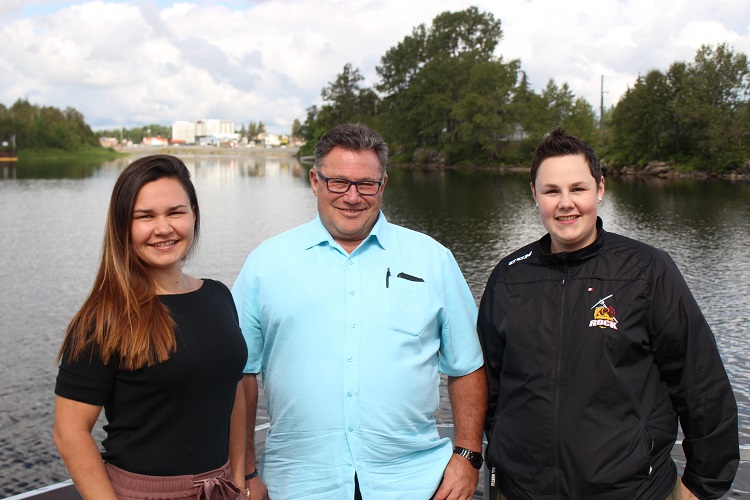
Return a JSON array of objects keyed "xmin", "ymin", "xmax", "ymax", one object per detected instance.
[{"xmin": 1, "ymin": 152, "xmax": 749, "ymax": 497}]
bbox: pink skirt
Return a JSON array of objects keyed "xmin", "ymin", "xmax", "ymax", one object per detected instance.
[{"xmin": 105, "ymin": 461, "xmax": 243, "ymax": 500}]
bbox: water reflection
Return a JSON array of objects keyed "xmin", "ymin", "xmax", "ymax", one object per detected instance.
[
  {"xmin": 1, "ymin": 153, "xmax": 749, "ymax": 497},
  {"xmin": 4, "ymin": 157, "xmax": 113, "ymax": 179}
]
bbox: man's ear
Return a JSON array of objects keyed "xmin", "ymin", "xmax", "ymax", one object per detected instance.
[{"xmin": 310, "ymin": 169, "xmax": 319, "ymax": 196}]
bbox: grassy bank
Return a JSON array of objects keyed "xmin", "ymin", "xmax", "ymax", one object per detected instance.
[{"xmin": 17, "ymin": 146, "xmax": 126, "ymax": 162}]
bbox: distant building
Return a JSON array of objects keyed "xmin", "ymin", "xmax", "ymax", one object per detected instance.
[
  {"xmin": 257, "ymin": 132, "xmax": 281, "ymax": 148},
  {"xmin": 143, "ymin": 136, "xmax": 168, "ymax": 147},
  {"xmin": 99, "ymin": 137, "xmax": 119, "ymax": 148},
  {"xmin": 173, "ymin": 118, "xmax": 238, "ymax": 145},
  {"xmin": 172, "ymin": 121, "xmax": 196, "ymax": 144}
]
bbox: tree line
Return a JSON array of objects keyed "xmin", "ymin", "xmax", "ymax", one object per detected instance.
[
  {"xmin": 3, "ymin": 6, "xmax": 748, "ymax": 171},
  {"xmin": 0, "ymin": 99, "xmax": 100, "ymax": 150},
  {"xmin": 607, "ymin": 43, "xmax": 750, "ymax": 172},
  {"xmin": 0, "ymin": 99, "xmax": 277, "ymax": 150},
  {"xmin": 299, "ymin": 7, "xmax": 750, "ymax": 172}
]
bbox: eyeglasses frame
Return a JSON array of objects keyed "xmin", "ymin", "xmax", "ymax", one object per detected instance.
[{"xmin": 314, "ymin": 170, "xmax": 385, "ymax": 196}]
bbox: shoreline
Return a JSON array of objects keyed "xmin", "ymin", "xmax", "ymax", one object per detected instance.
[
  {"xmin": 388, "ymin": 161, "xmax": 750, "ymax": 181},
  {"xmin": 114, "ymin": 145, "xmax": 301, "ymax": 157},
  {"xmin": 112, "ymin": 146, "xmax": 750, "ymax": 182}
]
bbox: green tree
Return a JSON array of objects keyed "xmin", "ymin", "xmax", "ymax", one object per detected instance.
[
  {"xmin": 538, "ymin": 80, "xmax": 596, "ymax": 140},
  {"xmin": 609, "ymin": 43, "xmax": 750, "ymax": 171},
  {"xmin": 375, "ymin": 6, "xmax": 517, "ymax": 163},
  {"xmin": 610, "ymin": 70, "xmax": 677, "ymax": 165},
  {"xmin": 298, "ymin": 105, "xmax": 333, "ymax": 157},
  {"xmin": 676, "ymin": 43, "xmax": 750, "ymax": 170},
  {"xmin": 0, "ymin": 99, "xmax": 101, "ymax": 150},
  {"xmin": 0, "ymin": 104, "xmax": 10, "ymax": 141},
  {"xmin": 247, "ymin": 121, "xmax": 258, "ymax": 140},
  {"xmin": 503, "ymin": 72, "xmax": 549, "ymax": 163},
  {"xmin": 321, "ymin": 63, "xmax": 365, "ymax": 124},
  {"xmin": 291, "ymin": 118, "xmax": 302, "ymax": 138},
  {"xmin": 450, "ymin": 59, "xmax": 520, "ymax": 161}
]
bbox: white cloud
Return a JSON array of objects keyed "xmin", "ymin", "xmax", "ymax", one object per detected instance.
[{"xmin": 1, "ymin": 0, "xmax": 749, "ymax": 133}]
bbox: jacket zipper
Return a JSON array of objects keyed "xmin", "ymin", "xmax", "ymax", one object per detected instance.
[{"xmin": 553, "ymin": 264, "xmax": 569, "ymax": 499}]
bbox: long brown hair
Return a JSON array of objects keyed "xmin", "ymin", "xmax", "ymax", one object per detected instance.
[{"xmin": 59, "ymin": 155, "xmax": 201, "ymax": 370}]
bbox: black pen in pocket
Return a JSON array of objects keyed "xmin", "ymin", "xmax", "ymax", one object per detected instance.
[
  {"xmin": 397, "ymin": 272, "xmax": 424, "ymax": 282},
  {"xmin": 386, "ymin": 267, "xmax": 390, "ymax": 288}
]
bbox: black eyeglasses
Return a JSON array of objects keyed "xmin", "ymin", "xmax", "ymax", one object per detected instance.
[{"xmin": 315, "ymin": 171, "xmax": 384, "ymax": 196}]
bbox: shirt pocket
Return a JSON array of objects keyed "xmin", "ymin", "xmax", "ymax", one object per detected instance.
[{"xmin": 384, "ymin": 276, "xmax": 428, "ymax": 336}]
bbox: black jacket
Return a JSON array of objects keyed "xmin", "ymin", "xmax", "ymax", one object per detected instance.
[{"xmin": 478, "ymin": 219, "xmax": 738, "ymax": 499}]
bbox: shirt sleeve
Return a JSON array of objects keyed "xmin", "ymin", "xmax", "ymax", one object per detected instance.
[
  {"xmin": 437, "ymin": 249, "xmax": 482, "ymax": 377},
  {"xmin": 232, "ymin": 252, "xmax": 264, "ymax": 374},
  {"xmin": 648, "ymin": 249, "xmax": 739, "ymax": 498},
  {"xmin": 55, "ymin": 344, "xmax": 116, "ymax": 406}
]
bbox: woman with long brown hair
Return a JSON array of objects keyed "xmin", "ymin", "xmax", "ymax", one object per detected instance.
[{"xmin": 53, "ymin": 155, "xmax": 247, "ymax": 499}]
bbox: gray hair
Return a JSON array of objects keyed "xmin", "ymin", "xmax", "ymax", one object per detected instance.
[{"xmin": 313, "ymin": 123, "xmax": 388, "ymax": 175}]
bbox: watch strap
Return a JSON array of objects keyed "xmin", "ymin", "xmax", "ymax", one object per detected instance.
[{"xmin": 453, "ymin": 446, "xmax": 483, "ymax": 469}]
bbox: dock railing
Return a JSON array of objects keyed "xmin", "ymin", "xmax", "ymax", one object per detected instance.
[{"xmin": 7, "ymin": 424, "xmax": 750, "ymax": 499}]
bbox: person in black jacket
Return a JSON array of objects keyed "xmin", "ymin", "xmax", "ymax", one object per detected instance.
[{"xmin": 478, "ymin": 128, "xmax": 739, "ymax": 500}]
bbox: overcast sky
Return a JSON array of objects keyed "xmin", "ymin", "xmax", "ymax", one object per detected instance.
[{"xmin": 1, "ymin": 0, "xmax": 748, "ymax": 134}]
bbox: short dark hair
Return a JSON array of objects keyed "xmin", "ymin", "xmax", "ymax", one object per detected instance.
[
  {"xmin": 313, "ymin": 123, "xmax": 388, "ymax": 175},
  {"xmin": 531, "ymin": 128, "xmax": 602, "ymax": 186}
]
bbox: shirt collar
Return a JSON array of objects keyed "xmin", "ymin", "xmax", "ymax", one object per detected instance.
[{"xmin": 302, "ymin": 211, "xmax": 390, "ymax": 252}]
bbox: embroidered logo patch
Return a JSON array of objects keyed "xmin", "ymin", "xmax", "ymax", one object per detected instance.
[{"xmin": 589, "ymin": 294, "xmax": 618, "ymax": 330}]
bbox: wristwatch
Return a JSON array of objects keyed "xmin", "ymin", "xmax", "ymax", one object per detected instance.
[{"xmin": 453, "ymin": 446, "xmax": 483, "ymax": 469}]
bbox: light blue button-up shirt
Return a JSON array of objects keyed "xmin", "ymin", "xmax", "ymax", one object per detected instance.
[{"xmin": 232, "ymin": 213, "xmax": 482, "ymax": 499}]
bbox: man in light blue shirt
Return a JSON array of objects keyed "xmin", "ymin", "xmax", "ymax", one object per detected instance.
[{"xmin": 233, "ymin": 123, "xmax": 487, "ymax": 500}]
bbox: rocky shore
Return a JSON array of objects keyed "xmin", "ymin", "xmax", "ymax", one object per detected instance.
[
  {"xmin": 604, "ymin": 160, "xmax": 750, "ymax": 181},
  {"xmin": 390, "ymin": 160, "xmax": 750, "ymax": 181}
]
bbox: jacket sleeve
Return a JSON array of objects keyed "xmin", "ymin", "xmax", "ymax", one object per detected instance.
[
  {"xmin": 648, "ymin": 249, "xmax": 739, "ymax": 498},
  {"xmin": 477, "ymin": 267, "xmax": 505, "ymax": 444}
]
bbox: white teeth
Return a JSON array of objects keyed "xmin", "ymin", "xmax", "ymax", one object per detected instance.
[
  {"xmin": 557, "ymin": 216, "xmax": 577, "ymax": 221},
  {"xmin": 152, "ymin": 240, "xmax": 176, "ymax": 247}
]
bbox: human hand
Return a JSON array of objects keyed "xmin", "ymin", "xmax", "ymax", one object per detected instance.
[
  {"xmin": 431, "ymin": 455, "xmax": 479, "ymax": 500},
  {"xmin": 245, "ymin": 475, "xmax": 268, "ymax": 500}
]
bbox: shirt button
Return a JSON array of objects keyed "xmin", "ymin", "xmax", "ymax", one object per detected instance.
[
  {"xmin": 347, "ymin": 357, "xmax": 353, "ymax": 362},
  {"xmin": 350, "ymin": 290, "xmax": 355, "ymax": 295},
  {"xmin": 346, "ymin": 463, "xmax": 352, "ymax": 467},
  {"xmin": 346, "ymin": 392, "xmax": 352, "ymax": 397},
  {"xmin": 350, "ymin": 322, "xmax": 356, "ymax": 328},
  {"xmin": 348, "ymin": 261, "xmax": 353, "ymax": 266},
  {"xmin": 348, "ymin": 426, "xmax": 354, "ymax": 432}
]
